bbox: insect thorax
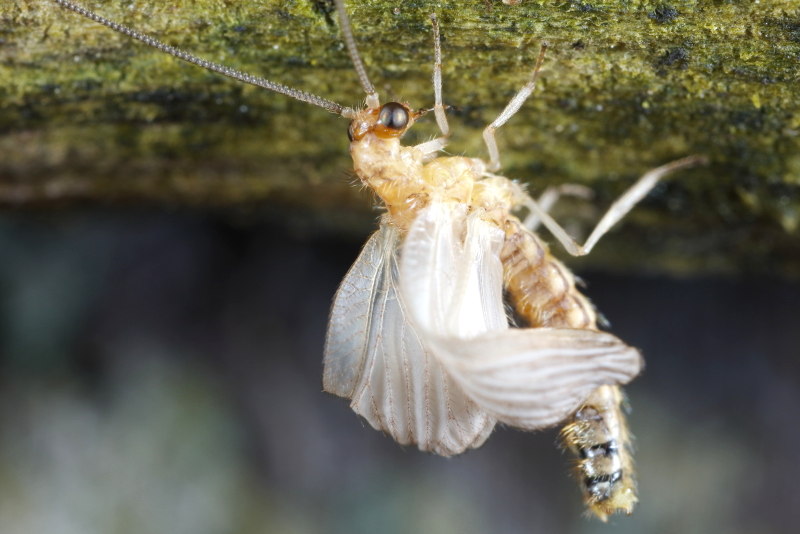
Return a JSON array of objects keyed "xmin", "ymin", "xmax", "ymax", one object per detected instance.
[{"xmin": 349, "ymin": 106, "xmax": 519, "ymax": 231}]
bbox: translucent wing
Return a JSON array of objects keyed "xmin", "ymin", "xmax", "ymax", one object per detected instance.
[
  {"xmin": 427, "ymin": 328, "xmax": 642, "ymax": 430},
  {"xmin": 399, "ymin": 203, "xmax": 643, "ymax": 431},
  {"xmin": 323, "ymin": 228, "xmax": 386, "ymax": 398},
  {"xmin": 323, "ymin": 222, "xmax": 495, "ymax": 456},
  {"xmin": 399, "ymin": 202, "xmax": 508, "ymax": 339}
]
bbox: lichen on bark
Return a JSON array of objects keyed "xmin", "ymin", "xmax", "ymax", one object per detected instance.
[{"xmin": 1, "ymin": 0, "xmax": 799, "ymax": 275}]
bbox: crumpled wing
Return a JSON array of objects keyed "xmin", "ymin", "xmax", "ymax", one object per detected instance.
[
  {"xmin": 399, "ymin": 203, "xmax": 643, "ymax": 431},
  {"xmin": 427, "ymin": 328, "xmax": 642, "ymax": 430},
  {"xmin": 323, "ymin": 222, "xmax": 495, "ymax": 456},
  {"xmin": 398, "ymin": 202, "xmax": 508, "ymax": 339}
]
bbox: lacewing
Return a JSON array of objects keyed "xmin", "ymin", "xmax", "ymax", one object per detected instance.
[{"xmin": 55, "ymin": 0, "xmax": 704, "ymax": 520}]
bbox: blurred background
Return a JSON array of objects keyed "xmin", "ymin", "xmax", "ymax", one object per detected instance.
[
  {"xmin": 4, "ymin": 1, "xmax": 800, "ymax": 532},
  {"xmin": 0, "ymin": 210, "xmax": 797, "ymax": 534}
]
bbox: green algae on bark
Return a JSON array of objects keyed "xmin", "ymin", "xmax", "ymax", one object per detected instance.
[{"xmin": 1, "ymin": 0, "xmax": 799, "ymax": 275}]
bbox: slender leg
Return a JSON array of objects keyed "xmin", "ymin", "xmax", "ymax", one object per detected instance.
[
  {"xmin": 524, "ymin": 184, "xmax": 593, "ymax": 231},
  {"xmin": 522, "ymin": 155, "xmax": 707, "ymax": 257},
  {"xmin": 414, "ymin": 138, "xmax": 449, "ymax": 160},
  {"xmin": 483, "ymin": 43, "xmax": 548, "ymax": 172},
  {"xmin": 430, "ymin": 14, "xmax": 449, "ymax": 137}
]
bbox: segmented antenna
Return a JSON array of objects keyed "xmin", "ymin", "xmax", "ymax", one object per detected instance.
[
  {"xmin": 333, "ymin": 0, "xmax": 379, "ymax": 108},
  {"xmin": 53, "ymin": 0, "xmax": 355, "ymax": 117}
]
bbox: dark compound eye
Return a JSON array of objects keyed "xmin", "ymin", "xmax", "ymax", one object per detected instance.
[{"xmin": 377, "ymin": 102, "xmax": 409, "ymax": 131}]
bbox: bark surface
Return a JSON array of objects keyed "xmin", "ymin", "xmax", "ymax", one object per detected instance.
[{"xmin": 2, "ymin": 1, "xmax": 799, "ymax": 275}]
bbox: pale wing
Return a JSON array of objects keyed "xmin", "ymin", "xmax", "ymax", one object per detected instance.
[
  {"xmin": 399, "ymin": 202, "xmax": 508, "ymax": 338},
  {"xmin": 323, "ymin": 222, "xmax": 495, "ymax": 456},
  {"xmin": 323, "ymin": 227, "xmax": 387, "ymax": 397},
  {"xmin": 397, "ymin": 203, "xmax": 641, "ymax": 430},
  {"xmin": 428, "ymin": 327, "xmax": 643, "ymax": 430}
]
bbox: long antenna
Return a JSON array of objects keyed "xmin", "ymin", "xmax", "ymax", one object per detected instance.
[
  {"xmin": 333, "ymin": 0, "xmax": 379, "ymax": 108},
  {"xmin": 53, "ymin": 0, "xmax": 355, "ymax": 117}
]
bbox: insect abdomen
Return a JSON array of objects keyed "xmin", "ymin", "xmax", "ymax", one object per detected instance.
[
  {"xmin": 500, "ymin": 220, "xmax": 595, "ymax": 329},
  {"xmin": 560, "ymin": 385, "xmax": 637, "ymax": 521},
  {"xmin": 500, "ymin": 219, "xmax": 637, "ymax": 521}
]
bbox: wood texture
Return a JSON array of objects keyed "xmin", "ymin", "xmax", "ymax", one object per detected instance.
[{"xmin": 2, "ymin": 1, "xmax": 799, "ymax": 275}]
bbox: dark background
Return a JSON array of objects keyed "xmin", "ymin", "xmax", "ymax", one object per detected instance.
[{"xmin": 0, "ymin": 210, "xmax": 797, "ymax": 534}]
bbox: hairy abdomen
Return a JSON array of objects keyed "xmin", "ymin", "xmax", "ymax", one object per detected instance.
[
  {"xmin": 500, "ymin": 219, "xmax": 595, "ymax": 329},
  {"xmin": 560, "ymin": 385, "xmax": 636, "ymax": 521},
  {"xmin": 500, "ymin": 218, "xmax": 637, "ymax": 521}
]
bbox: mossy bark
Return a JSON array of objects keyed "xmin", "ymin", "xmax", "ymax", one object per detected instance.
[{"xmin": 2, "ymin": 0, "xmax": 799, "ymax": 275}]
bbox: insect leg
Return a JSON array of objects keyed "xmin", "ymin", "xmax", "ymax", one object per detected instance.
[
  {"xmin": 430, "ymin": 14, "xmax": 449, "ymax": 137},
  {"xmin": 482, "ymin": 44, "xmax": 548, "ymax": 172},
  {"xmin": 522, "ymin": 155, "xmax": 707, "ymax": 256},
  {"xmin": 524, "ymin": 184, "xmax": 593, "ymax": 231},
  {"xmin": 414, "ymin": 138, "xmax": 449, "ymax": 161}
]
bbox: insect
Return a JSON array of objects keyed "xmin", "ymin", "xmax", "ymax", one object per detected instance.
[{"xmin": 55, "ymin": 0, "xmax": 704, "ymax": 521}]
